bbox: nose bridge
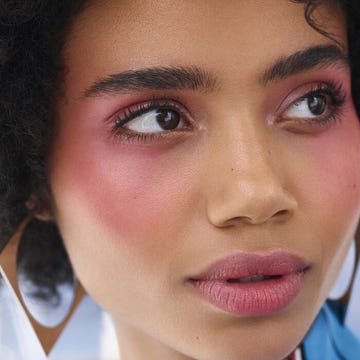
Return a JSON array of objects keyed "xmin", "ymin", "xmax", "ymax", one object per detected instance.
[
  {"xmin": 235, "ymin": 134, "xmax": 279, "ymax": 193},
  {"xmin": 206, "ymin": 116, "xmax": 297, "ymax": 227}
]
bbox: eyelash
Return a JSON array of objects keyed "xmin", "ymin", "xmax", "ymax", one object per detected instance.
[
  {"xmin": 299, "ymin": 80, "xmax": 346, "ymax": 107},
  {"xmin": 280, "ymin": 80, "xmax": 346, "ymax": 128},
  {"xmin": 110, "ymin": 81, "xmax": 347, "ymax": 143},
  {"xmin": 111, "ymin": 97, "xmax": 191, "ymax": 143}
]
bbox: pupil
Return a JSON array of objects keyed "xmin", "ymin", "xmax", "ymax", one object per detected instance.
[
  {"xmin": 308, "ymin": 95, "xmax": 327, "ymax": 116},
  {"xmin": 156, "ymin": 109, "xmax": 180, "ymax": 130}
]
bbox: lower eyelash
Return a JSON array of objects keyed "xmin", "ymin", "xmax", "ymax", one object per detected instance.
[
  {"xmin": 111, "ymin": 81, "xmax": 347, "ymax": 143},
  {"xmin": 116, "ymin": 131, "xmax": 168, "ymax": 143},
  {"xmin": 110, "ymin": 97, "xmax": 191, "ymax": 143},
  {"xmin": 111, "ymin": 97, "xmax": 192, "ymax": 143},
  {"xmin": 308, "ymin": 107, "xmax": 344, "ymax": 128},
  {"xmin": 315, "ymin": 82, "xmax": 346, "ymax": 123},
  {"xmin": 289, "ymin": 81, "xmax": 347, "ymax": 130}
]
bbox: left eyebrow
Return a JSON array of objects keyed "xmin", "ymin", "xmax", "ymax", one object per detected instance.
[
  {"xmin": 82, "ymin": 65, "xmax": 218, "ymax": 98},
  {"xmin": 260, "ymin": 45, "xmax": 349, "ymax": 85}
]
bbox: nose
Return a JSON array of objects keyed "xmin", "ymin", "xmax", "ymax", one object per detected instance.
[{"xmin": 206, "ymin": 131, "xmax": 297, "ymax": 228}]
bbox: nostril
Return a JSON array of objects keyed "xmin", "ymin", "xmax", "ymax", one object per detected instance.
[
  {"xmin": 222, "ymin": 209, "xmax": 292, "ymax": 227},
  {"xmin": 272, "ymin": 209, "xmax": 291, "ymax": 221}
]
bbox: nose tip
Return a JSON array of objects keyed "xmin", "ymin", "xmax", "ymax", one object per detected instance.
[{"xmin": 206, "ymin": 170, "xmax": 298, "ymax": 228}]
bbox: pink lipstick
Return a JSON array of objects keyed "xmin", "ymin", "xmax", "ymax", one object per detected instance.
[{"xmin": 188, "ymin": 250, "xmax": 309, "ymax": 317}]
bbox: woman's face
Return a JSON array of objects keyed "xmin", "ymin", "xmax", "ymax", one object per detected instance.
[{"xmin": 49, "ymin": 1, "xmax": 360, "ymax": 359}]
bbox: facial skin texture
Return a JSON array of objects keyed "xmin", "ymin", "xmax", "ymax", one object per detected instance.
[{"xmin": 48, "ymin": 1, "xmax": 360, "ymax": 359}]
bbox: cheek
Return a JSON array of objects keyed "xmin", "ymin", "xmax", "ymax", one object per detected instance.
[
  {"xmin": 49, "ymin": 127, "xmax": 201, "ymax": 274},
  {"xmin": 304, "ymin": 135, "xmax": 360, "ymax": 221},
  {"xmin": 292, "ymin": 116, "xmax": 360, "ymax": 289}
]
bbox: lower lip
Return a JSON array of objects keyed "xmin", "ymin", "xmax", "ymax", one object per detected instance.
[{"xmin": 188, "ymin": 272, "xmax": 306, "ymax": 317}]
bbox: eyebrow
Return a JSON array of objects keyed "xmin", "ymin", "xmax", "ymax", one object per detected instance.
[
  {"xmin": 83, "ymin": 66, "xmax": 218, "ymax": 97},
  {"xmin": 260, "ymin": 45, "xmax": 348, "ymax": 85},
  {"xmin": 82, "ymin": 45, "xmax": 348, "ymax": 98}
]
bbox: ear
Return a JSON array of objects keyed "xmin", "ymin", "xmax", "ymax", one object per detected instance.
[{"xmin": 25, "ymin": 190, "xmax": 54, "ymax": 221}]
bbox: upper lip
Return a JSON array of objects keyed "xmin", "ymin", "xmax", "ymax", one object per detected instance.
[{"xmin": 189, "ymin": 250, "xmax": 310, "ymax": 281}]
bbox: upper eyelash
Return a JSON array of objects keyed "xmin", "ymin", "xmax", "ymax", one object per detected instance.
[
  {"xmin": 278, "ymin": 80, "xmax": 347, "ymax": 132},
  {"xmin": 113, "ymin": 97, "xmax": 188, "ymax": 129},
  {"xmin": 110, "ymin": 81, "xmax": 347, "ymax": 142},
  {"xmin": 113, "ymin": 81, "xmax": 346, "ymax": 128},
  {"xmin": 296, "ymin": 80, "xmax": 346, "ymax": 107}
]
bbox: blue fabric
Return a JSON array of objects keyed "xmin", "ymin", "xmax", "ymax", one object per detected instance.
[{"xmin": 303, "ymin": 301, "xmax": 360, "ymax": 359}]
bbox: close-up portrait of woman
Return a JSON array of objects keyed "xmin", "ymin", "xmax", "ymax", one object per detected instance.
[{"xmin": 1, "ymin": 0, "xmax": 360, "ymax": 359}]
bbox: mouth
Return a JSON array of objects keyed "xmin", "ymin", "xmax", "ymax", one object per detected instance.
[
  {"xmin": 187, "ymin": 250, "xmax": 310, "ymax": 317},
  {"xmin": 226, "ymin": 274, "xmax": 282, "ymax": 283}
]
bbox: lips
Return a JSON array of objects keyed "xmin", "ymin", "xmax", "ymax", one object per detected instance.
[{"xmin": 187, "ymin": 250, "xmax": 309, "ymax": 317}]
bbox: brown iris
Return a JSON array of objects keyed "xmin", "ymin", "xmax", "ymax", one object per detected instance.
[
  {"xmin": 155, "ymin": 109, "xmax": 181, "ymax": 130},
  {"xmin": 308, "ymin": 95, "xmax": 327, "ymax": 116}
]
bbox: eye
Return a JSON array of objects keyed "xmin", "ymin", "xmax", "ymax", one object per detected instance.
[
  {"xmin": 282, "ymin": 94, "xmax": 329, "ymax": 119},
  {"xmin": 111, "ymin": 96, "xmax": 194, "ymax": 142},
  {"xmin": 277, "ymin": 81, "xmax": 346, "ymax": 132},
  {"xmin": 117, "ymin": 107, "xmax": 185, "ymax": 133}
]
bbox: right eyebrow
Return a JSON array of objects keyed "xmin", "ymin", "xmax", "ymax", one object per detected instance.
[{"xmin": 82, "ymin": 65, "xmax": 218, "ymax": 98}]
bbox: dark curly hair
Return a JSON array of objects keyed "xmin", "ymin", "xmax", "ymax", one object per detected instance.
[
  {"xmin": 0, "ymin": 0, "xmax": 360, "ymax": 299},
  {"xmin": 0, "ymin": 0, "xmax": 87, "ymax": 297}
]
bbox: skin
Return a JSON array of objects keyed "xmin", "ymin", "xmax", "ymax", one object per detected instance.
[{"xmin": 45, "ymin": 1, "xmax": 360, "ymax": 359}]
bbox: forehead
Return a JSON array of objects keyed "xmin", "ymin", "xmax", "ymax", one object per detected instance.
[{"xmin": 62, "ymin": 0, "xmax": 346, "ymax": 99}]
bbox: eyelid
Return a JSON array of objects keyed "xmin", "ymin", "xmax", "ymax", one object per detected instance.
[
  {"xmin": 111, "ymin": 97, "xmax": 194, "ymax": 129},
  {"xmin": 273, "ymin": 80, "xmax": 346, "ymax": 119},
  {"xmin": 266, "ymin": 80, "xmax": 347, "ymax": 134},
  {"xmin": 106, "ymin": 96, "xmax": 199, "ymax": 145}
]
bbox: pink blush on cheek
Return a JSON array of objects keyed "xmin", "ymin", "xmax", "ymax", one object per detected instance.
[
  {"xmin": 290, "ymin": 111, "xmax": 360, "ymax": 244},
  {"xmin": 50, "ymin": 99, "xmax": 206, "ymax": 286},
  {"xmin": 50, "ymin": 125, "xmax": 197, "ymax": 257}
]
